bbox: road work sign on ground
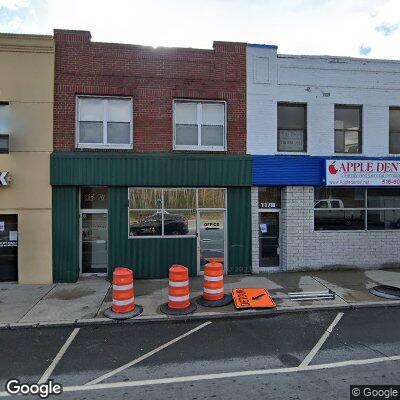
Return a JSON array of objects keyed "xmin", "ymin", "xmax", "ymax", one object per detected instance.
[{"xmin": 232, "ymin": 288, "xmax": 276, "ymax": 309}]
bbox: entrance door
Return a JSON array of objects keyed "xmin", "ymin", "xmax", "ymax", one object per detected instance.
[
  {"xmin": 81, "ymin": 212, "xmax": 108, "ymax": 274},
  {"xmin": 198, "ymin": 211, "xmax": 225, "ymax": 274},
  {"xmin": 259, "ymin": 212, "xmax": 280, "ymax": 268},
  {"xmin": 0, "ymin": 214, "xmax": 18, "ymax": 281}
]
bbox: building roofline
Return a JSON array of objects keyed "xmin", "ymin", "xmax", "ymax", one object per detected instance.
[
  {"xmin": 278, "ymin": 53, "xmax": 400, "ymax": 64},
  {"xmin": 248, "ymin": 43, "xmax": 278, "ymax": 49}
]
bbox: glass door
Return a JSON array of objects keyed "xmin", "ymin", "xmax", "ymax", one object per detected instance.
[
  {"xmin": 198, "ymin": 211, "xmax": 225, "ymax": 274},
  {"xmin": 81, "ymin": 212, "xmax": 108, "ymax": 274},
  {"xmin": 0, "ymin": 214, "xmax": 18, "ymax": 281},
  {"xmin": 259, "ymin": 212, "xmax": 280, "ymax": 268}
]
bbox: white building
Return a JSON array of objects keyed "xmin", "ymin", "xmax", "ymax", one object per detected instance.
[{"xmin": 247, "ymin": 44, "xmax": 400, "ymax": 273}]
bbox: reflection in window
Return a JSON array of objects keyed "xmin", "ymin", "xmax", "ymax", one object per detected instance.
[
  {"xmin": 314, "ymin": 187, "xmax": 365, "ymax": 208},
  {"xmin": 314, "ymin": 210, "xmax": 365, "ymax": 231},
  {"xmin": 367, "ymin": 210, "xmax": 400, "ymax": 230},
  {"xmin": 198, "ymin": 189, "xmax": 225, "ymax": 209},
  {"xmin": 314, "ymin": 187, "xmax": 400, "ymax": 231},
  {"xmin": 367, "ymin": 188, "xmax": 400, "ymax": 208},
  {"xmin": 129, "ymin": 210, "xmax": 162, "ymax": 236},
  {"xmin": 164, "ymin": 210, "xmax": 196, "ymax": 236},
  {"xmin": 334, "ymin": 105, "xmax": 362, "ymax": 153},
  {"xmin": 164, "ymin": 189, "xmax": 196, "ymax": 209},
  {"xmin": 128, "ymin": 188, "xmax": 226, "ymax": 238},
  {"xmin": 129, "ymin": 189, "xmax": 162, "ymax": 209}
]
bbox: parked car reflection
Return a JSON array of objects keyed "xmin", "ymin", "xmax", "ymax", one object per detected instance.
[{"xmin": 129, "ymin": 210, "xmax": 189, "ymax": 236}]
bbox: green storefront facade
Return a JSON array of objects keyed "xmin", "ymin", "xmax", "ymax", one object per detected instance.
[{"xmin": 51, "ymin": 152, "xmax": 252, "ymax": 282}]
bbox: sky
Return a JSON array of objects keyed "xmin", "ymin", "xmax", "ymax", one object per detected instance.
[{"xmin": 0, "ymin": 0, "xmax": 399, "ymax": 59}]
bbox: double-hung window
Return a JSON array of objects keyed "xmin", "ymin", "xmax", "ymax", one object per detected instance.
[
  {"xmin": 77, "ymin": 97, "xmax": 133, "ymax": 149},
  {"xmin": 277, "ymin": 103, "xmax": 307, "ymax": 152},
  {"xmin": 389, "ymin": 107, "xmax": 400, "ymax": 154},
  {"xmin": 334, "ymin": 105, "xmax": 362, "ymax": 153},
  {"xmin": 173, "ymin": 100, "xmax": 226, "ymax": 151}
]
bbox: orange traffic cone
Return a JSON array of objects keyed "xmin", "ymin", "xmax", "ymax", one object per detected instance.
[
  {"xmin": 160, "ymin": 265, "xmax": 197, "ymax": 315},
  {"xmin": 197, "ymin": 262, "xmax": 232, "ymax": 307},
  {"xmin": 104, "ymin": 267, "xmax": 143, "ymax": 320}
]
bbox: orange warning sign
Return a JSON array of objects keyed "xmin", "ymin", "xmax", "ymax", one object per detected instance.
[{"xmin": 232, "ymin": 288, "xmax": 276, "ymax": 309}]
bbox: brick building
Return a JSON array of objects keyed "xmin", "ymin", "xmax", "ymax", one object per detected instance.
[
  {"xmin": 51, "ymin": 30, "xmax": 252, "ymax": 282},
  {"xmin": 248, "ymin": 44, "xmax": 400, "ymax": 273}
]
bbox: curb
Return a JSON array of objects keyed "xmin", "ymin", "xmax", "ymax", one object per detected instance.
[{"xmin": 1, "ymin": 300, "xmax": 400, "ymax": 330}]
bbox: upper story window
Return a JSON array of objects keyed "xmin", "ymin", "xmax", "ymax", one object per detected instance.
[
  {"xmin": 277, "ymin": 103, "xmax": 307, "ymax": 152},
  {"xmin": 389, "ymin": 108, "xmax": 400, "ymax": 154},
  {"xmin": 76, "ymin": 97, "xmax": 133, "ymax": 149},
  {"xmin": 334, "ymin": 105, "xmax": 362, "ymax": 153},
  {"xmin": 0, "ymin": 102, "xmax": 10, "ymax": 154},
  {"xmin": 173, "ymin": 100, "xmax": 226, "ymax": 151}
]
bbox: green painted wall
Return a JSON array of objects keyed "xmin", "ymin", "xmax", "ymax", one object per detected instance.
[
  {"xmin": 52, "ymin": 187, "xmax": 79, "ymax": 283},
  {"xmin": 51, "ymin": 153, "xmax": 252, "ymax": 282},
  {"xmin": 51, "ymin": 152, "xmax": 252, "ymax": 187},
  {"xmin": 227, "ymin": 187, "xmax": 252, "ymax": 274}
]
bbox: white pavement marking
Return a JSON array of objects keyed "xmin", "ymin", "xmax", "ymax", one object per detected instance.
[
  {"xmin": 0, "ymin": 353, "xmax": 396, "ymax": 397},
  {"xmin": 300, "ymin": 312, "xmax": 344, "ymax": 367},
  {"xmin": 85, "ymin": 321, "xmax": 212, "ymax": 386},
  {"xmin": 37, "ymin": 328, "xmax": 80, "ymax": 384}
]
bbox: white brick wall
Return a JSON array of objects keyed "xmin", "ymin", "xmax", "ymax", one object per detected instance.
[{"xmin": 247, "ymin": 46, "xmax": 400, "ymax": 157}]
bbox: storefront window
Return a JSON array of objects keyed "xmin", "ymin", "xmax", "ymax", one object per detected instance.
[
  {"xmin": 314, "ymin": 188, "xmax": 400, "ymax": 230},
  {"xmin": 258, "ymin": 188, "xmax": 281, "ymax": 209},
  {"xmin": 129, "ymin": 188, "xmax": 162, "ymax": 209},
  {"xmin": 164, "ymin": 189, "xmax": 196, "ymax": 209},
  {"xmin": 128, "ymin": 188, "xmax": 225, "ymax": 238},
  {"xmin": 198, "ymin": 189, "xmax": 225, "ymax": 208}
]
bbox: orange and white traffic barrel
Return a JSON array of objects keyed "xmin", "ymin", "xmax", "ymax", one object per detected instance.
[
  {"xmin": 104, "ymin": 267, "xmax": 143, "ymax": 320},
  {"xmin": 197, "ymin": 262, "xmax": 233, "ymax": 307},
  {"xmin": 160, "ymin": 265, "xmax": 197, "ymax": 315}
]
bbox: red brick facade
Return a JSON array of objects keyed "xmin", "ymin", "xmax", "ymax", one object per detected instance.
[{"xmin": 54, "ymin": 30, "xmax": 247, "ymax": 153}]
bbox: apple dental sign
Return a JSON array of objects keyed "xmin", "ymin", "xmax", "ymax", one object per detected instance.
[{"xmin": 326, "ymin": 160, "xmax": 400, "ymax": 186}]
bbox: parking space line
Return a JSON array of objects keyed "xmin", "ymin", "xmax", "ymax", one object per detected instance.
[
  {"xmin": 85, "ymin": 321, "xmax": 212, "ymax": 386},
  {"xmin": 0, "ymin": 353, "xmax": 391, "ymax": 397},
  {"xmin": 299, "ymin": 312, "xmax": 344, "ymax": 367},
  {"xmin": 37, "ymin": 328, "xmax": 80, "ymax": 384}
]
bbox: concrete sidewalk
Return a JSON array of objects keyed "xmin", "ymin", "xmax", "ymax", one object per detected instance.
[{"xmin": 1, "ymin": 268, "xmax": 400, "ymax": 328}]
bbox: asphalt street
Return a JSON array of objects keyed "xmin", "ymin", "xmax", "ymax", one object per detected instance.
[{"xmin": 0, "ymin": 307, "xmax": 399, "ymax": 399}]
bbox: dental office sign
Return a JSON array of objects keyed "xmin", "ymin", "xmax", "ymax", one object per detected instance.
[{"xmin": 326, "ymin": 160, "xmax": 400, "ymax": 186}]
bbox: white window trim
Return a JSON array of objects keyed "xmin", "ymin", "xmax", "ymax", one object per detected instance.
[
  {"xmin": 173, "ymin": 99, "xmax": 227, "ymax": 152},
  {"xmin": 128, "ymin": 187, "xmax": 227, "ymax": 239},
  {"xmin": 76, "ymin": 95, "xmax": 133, "ymax": 149}
]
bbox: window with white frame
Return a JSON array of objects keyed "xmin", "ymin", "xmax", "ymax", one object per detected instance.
[
  {"xmin": 128, "ymin": 188, "xmax": 226, "ymax": 237},
  {"xmin": 174, "ymin": 100, "xmax": 226, "ymax": 151},
  {"xmin": 77, "ymin": 97, "xmax": 133, "ymax": 148}
]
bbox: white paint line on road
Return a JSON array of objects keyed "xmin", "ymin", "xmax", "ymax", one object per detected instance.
[
  {"xmin": 37, "ymin": 328, "xmax": 80, "ymax": 384},
  {"xmin": 85, "ymin": 321, "xmax": 212, "ymax": 386},
  {"xmin": 300, "ymin": 312, "xmax": 344, "ymax": 367},
  {"xmin": 23, "ymin": 354, "xmax": 400, "ymax": 397},
  {"xmin": 0, "ymin": 353, "xmax": 399, "ymax": 397}
]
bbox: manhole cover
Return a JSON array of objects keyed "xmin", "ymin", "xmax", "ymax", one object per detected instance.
[{"xmin": 369, "ymin": 285, "xmax": 400, "ymax": 300}]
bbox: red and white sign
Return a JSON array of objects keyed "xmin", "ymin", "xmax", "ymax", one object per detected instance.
[{"xmin": 326, "ymin": 160, "xmax": 400, "ymax": 186}]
